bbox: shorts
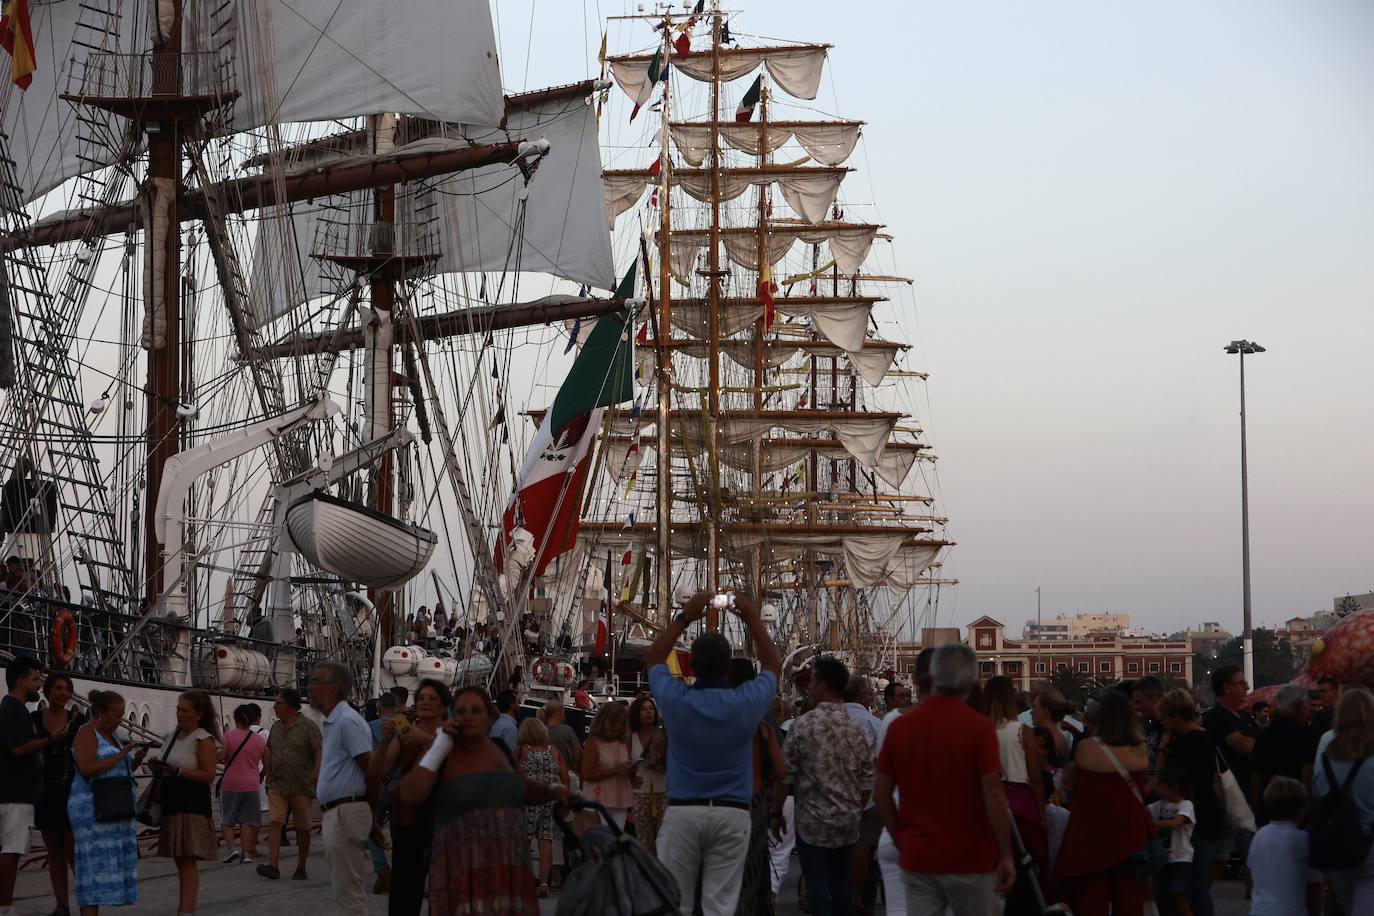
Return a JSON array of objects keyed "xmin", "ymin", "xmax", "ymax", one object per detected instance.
[
  {"xmin": 1153, "ymin": 861, "xmax": 1190, "ymax": 897},
  {"xmin": 267, "ymin": 789, "xmax": 313, "ymax": 827},
  {"xmin": 220, "ymin": 790, "xmax": 261, "ymax": 827},
  {"xmin": 0, "ymin": 803, "xmax": 33, "ymax": 855}
]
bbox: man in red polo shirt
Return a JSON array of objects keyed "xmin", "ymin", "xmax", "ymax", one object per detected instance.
[{"xmin": 875, "ymin": 643, "xmax": 1015, "ymax": 916}]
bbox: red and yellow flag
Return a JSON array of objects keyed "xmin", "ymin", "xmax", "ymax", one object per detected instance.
[
  {"xmin": 758, "ymin": 261, "xmax": 777, "ymax": 332},
  {"xmin": 0, "ymin": 0, "xmax": 36, "ymax": 91}
]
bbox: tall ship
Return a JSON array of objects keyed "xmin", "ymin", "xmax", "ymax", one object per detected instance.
[{"xmin": 0, "ymin": 0, "xmax": 954, "ymax": 736}]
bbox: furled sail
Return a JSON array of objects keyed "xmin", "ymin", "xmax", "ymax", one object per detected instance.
[
  {"xmin": 668, "ymin": 121, "xmax": 862, "ymax": 167},
  {"xmin": 610, "ymin": 44, "xmax": 829, "ymax": 102},
  {"xmin": 604, "ymin": 166, "xmax": 847, "ymax": 225},
  {"xmin": 658, "ymin": 224, "xmax": 882, "ymax": 277}
]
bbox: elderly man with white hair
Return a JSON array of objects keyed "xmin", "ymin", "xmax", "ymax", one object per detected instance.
[
  {"xmin": 874, "ymin": 643, "xmax": 1015, "ymax": 916},
  {"xmin": 1252, "ymin": 682, "xmax": 1319, "ymax": 815}
]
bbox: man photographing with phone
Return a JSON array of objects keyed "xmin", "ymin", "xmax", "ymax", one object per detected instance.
[{"xmin": 647, "ymin": 591, "xmax": 780, "ymax": 916}]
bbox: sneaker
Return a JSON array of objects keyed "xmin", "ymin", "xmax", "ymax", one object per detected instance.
[
  {"xmin": 256, "ymin": 863, "xmax": 280, "ymax": 880},
  {"xmin": 221, "ymin": 848, "xmax": 242, "ymax": 864},
  {"xmin": 373, "ymin": 865, "xmax": 391, "ymax": 895},
  {"xmin": 292, "ymin": 866, "xmax": 308, "ymax": 880},
  {"xmin": 240, "ymin": 853, "xmax": 255, "ymax": 865}
]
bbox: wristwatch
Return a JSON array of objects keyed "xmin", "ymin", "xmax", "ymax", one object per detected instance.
[{"xmin": 673, "ymin": 611, "xmax": 690, "ymax": 627}]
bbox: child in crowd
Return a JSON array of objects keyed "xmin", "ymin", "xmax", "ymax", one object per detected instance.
[
  {"xmin": 1147, "ymin": 766, "xmax": 1196, "ymax": 916},
  {"xmin": 1246, "ymin": 777, "xmax": 1310, "ymax": 916}
]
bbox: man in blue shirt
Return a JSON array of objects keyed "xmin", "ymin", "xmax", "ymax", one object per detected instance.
[
  {"xmin": 309, "ymin": 661, "xmax": 375, "ymax": 916},
  {"xmin": 489, "ymin": 690, "xmax": 519, "ymax": 753},
  {"xmin": 647, "ymin": 591, "xmax": 779, "ymax": 916}
]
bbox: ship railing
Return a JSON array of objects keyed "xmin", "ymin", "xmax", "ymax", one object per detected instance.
[
  {"xmin": 0, "ymin": 595, "xmax": 320, "ymax": 696},
  {"xmin": 187, "ymin": 629, "xmax": 321, "ymax": 696},
  {"xmin": 65, "ymin": 50, "xmax": 232, "ymax": 102}
]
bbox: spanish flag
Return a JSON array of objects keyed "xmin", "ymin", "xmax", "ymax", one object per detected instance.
[
  {"xmin": 0, "ymin": 0, "xmax": 35, "ymax": 91},
  {"xmin": 758, "ymin": 261, "xmax": 777, "ymax": 332}
]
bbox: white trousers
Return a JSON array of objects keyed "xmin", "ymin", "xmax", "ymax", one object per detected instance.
[
  {"xmin": 877, "ymin": 829, "xmax": 905, "ymax": 916},
  {"xmin": 768, "ymin": 796, "xmax": 796, "ymax": 895},
  {"xmin": 322, "ymin": 801, "xmax": 372, "ymax": 916},
  {"xmin": 658, "ymin": 804, "xmax": 753, "ymax": 916}
]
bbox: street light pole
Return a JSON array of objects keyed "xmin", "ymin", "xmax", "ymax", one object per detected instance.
[{"xmin": 1224, "ymin": 340, "xmax": 1264, "ymax": 688}]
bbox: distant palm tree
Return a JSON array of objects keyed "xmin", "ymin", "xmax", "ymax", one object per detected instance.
[{"xmin": 1337, "ymin": 595, "xmax": 1361, "ymax": 619}]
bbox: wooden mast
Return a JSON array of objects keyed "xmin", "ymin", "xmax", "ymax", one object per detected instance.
[
  {"xmin": 749, "ymin": 77, "xmax": 770, "ymax": 644},
  {"xmin": 705, "ymin": 1, "xmax": 724, "ymax": 628},
  {"xmin": 368, "ymin": 113, "xmax": 398, "ymax": 645},
  {"xmin": 655, "ymin": 22, "xmax": 674, "ymax": 627}
]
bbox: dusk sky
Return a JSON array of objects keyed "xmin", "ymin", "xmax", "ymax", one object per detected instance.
[{"xmin": 497, "ymin": 1, "xmax": 1374, "ymax": 637}]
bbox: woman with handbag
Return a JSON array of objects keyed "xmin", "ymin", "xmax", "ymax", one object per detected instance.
[
  {"xmin": 984, "ymin": 676, "xmax": 1050, "ymax": 914},
  {"xmin": 218, "ymin": 705, "xmax": 268, "ymax": 864},
  {"xmin": 1156, "ymin": 689, "xmax": 1226, "ymax": 916},
  {"xmin": 69, "ymin": 690, "xmax": 147, "ymax": 916},
  {"xmin": 149, "ymin": 690, "xmax": 221, "ymax": 916},
  {"xmin": 35, "ymin": 674, "xmax": 86, "ymax": 916},
  {"xmin": 1054, "ymin": 691, "xmax": 1154, "ymax": 916}
]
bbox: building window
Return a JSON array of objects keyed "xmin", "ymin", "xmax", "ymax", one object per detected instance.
[
  {"xmin": 1149, "ymin": 662, "xmax": 1161, "ymax": 672},
  {"xmin": 1170, "ymin": 662, "xmax": 1182, "ymax": 673},
  {"xmin": 1077, "ymin": 662, "xmax": 1089, "ymax": 673},
  {"xmin": 981, "ymin": 661, "xmax": 995, "ymax": 674},
  {"xmin": 1127, "ymin": 662, "xmax": 1139, "ymax": 673},
  {"xmin": 1056, "ymin": 663, "xmax": 1068, "ymax": 673},
  {"xmin": 1035, "ymin": 662, "xmax": 1046, "ymax": 673},
  {"xmin": 1099, "ymin": 662, "xmax": 1112, "ymax": 673}
]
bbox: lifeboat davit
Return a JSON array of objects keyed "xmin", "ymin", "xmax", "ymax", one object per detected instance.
[{"xmin": 286, "ymin": 491, "xmax": 437, "ymax": 590}]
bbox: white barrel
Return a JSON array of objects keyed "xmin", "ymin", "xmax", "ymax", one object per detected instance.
[
  {"xmin": 211, "ymin": 645, "xmax": 271, "ymax": 691},
  {"xmin": 454, "ymin": 652, "xmax": 493, "ymax": 687},
  {"xmin": 383, "ymin": 645, "xmax": 426, "ymax": 677}
]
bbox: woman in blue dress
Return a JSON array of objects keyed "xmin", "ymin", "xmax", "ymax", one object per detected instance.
[{"xmin": 68, "ymin": 690, "xmax": 147, "ymax": 916}]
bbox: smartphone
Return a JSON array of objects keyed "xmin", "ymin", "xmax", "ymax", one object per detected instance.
[
  {"xmin": 710, "ymin": 593, "xmax": 735, "ymax": 610},
  {"xmin": 392, "ymin": 713, "xmax": 411, "ymax": 735}
]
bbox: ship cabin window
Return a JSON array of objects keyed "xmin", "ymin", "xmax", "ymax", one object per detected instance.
[
  {"xmin": 1170, "ymin": 662, "xmax": 1182, "ymax": 673},
  {"xmin": 1149, "ymin": 662, "xmax": 1161, "ymax": 673},
  {"xmin": 1127, "ymin": 662, "xmax": 1139, "ymax": 673},
  {"xmin": 1077, "ymin": 662, "xmax": 1089, "ymax": 673},
  {"xmin": 141, "ymin": 713, "xmax": 149, "ymax": 729}
]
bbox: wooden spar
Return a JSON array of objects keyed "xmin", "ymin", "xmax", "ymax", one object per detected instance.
[
  {"xmin": 705, "ymin": 4, "xmax": 724, "ymax": 617},
  {"xmin": 656, "ymin": 23, "xmax": 674, "ymax": 628},
  {"xmin": 3, "ymin": 141, "xmax": 524, "ymax": 252}
]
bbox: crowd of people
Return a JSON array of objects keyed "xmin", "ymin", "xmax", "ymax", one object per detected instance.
[{"xmin": 0, "ymin": 600, "xmax": 1370, "ymax": 916}]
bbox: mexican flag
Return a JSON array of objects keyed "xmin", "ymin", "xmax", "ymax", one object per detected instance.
[
  {"xmin": 735, "ymin": 74, "xmax": 762, "ymax": 123},
  {"xmin": 498, "ymin": 263, "xmax": 639, "ymax": 576}
]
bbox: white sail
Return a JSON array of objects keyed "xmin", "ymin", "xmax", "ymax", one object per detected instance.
[
  {"xmin": 605, "ymin": 167, "xmax": 846, "ymax": 225},
  {"xmin": 610, "ymin": 45, "xmax": 828, "ymax": 102},
  {"xmin": 669, "ymin": 121, "xmax": 862, "ymax": 167},
  {"xmin": 249, "ymin": 89, "xmax": 616, "ymax": 326},
  {"xmin": 3, "ymin": 0, "xmax": 505, "ymax": 203}
]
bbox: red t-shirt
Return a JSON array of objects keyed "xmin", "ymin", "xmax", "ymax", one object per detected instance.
[{"xmin": 877, "ymin": 696, "xmax": 1001, "ymax": 874}]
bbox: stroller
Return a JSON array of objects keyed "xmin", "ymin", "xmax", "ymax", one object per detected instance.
[{"xmin": 554, "ymin": 799, "xmax": 680, "ymax": 916}]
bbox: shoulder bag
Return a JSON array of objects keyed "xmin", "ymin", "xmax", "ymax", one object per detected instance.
[
  {"xmin": 215, "ymin": 732, "xmax": 254, "ymax": 799},
  {"xmin": 1095, "ymin": 738, "xmax": 1168, "ymax": 881},
  {"xmin": 136, "ymin": 730, "xmax": 181, "ymax": 827},
  {"xmin": 1213, "ymin": 748, "xmax": 1257, "ymax": 833},
  {"xmin": 91, "ymin": 734, "xmax": 137, "ymax": 823}
]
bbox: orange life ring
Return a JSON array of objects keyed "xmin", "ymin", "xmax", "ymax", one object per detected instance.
[{"xmin": 51, "ymin": 610, "xmax": 77, "ymax": 668}]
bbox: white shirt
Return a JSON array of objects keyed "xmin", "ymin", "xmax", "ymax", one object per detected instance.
[
  {"xmin": 1247, "ymin": 821, "xmax": 1309, "ymax": 916},
  {"xmin": 1147, "ymin": 798, "xmax": 1196, "ymax": 863}
]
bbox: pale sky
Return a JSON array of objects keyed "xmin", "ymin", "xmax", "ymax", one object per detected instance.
[{"xmin": 494, "ymin": 1, "xmax": 1374, "ymax": 637}]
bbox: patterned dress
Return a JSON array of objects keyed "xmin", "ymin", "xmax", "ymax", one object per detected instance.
[
  {"xmin": 68, "ymin": 731, "xmax": 138, "ymax": 907},
  {"xmin": 429, "ymin": 770, "xmax": 538, "ymax": 916},
  {"xmin": 520, "ymin": 745, "xmax": 560, "ymax": 841}
]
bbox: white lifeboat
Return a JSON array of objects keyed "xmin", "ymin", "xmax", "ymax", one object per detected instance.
[
  {"xmin": 382, "ymin": 645, "xmax": 425, "ymax": 677},
  {"xmin": 286, "ymin": 491, "xmax": 437, "ymax": 590},
  {"xmin": 416, "ymin": 655, "xmax": 458, "ymax": 687},
  {"xmin": 454, "ymin": 652, "xmax": 493, "ymax": 686}
]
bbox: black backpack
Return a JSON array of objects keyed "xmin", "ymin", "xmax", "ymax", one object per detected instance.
[{"xmin": 1309, "ymin": 753, "xmax": 1371, "ymax": 870}]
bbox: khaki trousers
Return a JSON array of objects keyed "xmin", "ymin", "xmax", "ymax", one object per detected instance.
[{"xmin": 322, "ymin": 801, "xmax": 372, "ymax": 916}]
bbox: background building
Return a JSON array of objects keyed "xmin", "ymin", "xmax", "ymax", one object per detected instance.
[{"xmin": 1024, "ymin": 611, "xmax": 1134, "ymax": 641}]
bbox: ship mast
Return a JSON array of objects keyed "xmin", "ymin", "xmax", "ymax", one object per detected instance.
[
  {"xmin": 655, "ymin": 26, "xmax": 675, "ymax": 627},
  {"xmin": 367, "ymin": 113, "xmax": 399, "ymax": 645},
  {"xmin": 705, "ymin": 2, "xmax": 724, "ymax": 626}
]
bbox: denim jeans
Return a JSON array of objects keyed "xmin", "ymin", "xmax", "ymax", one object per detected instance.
[
  {"xmin": 796, "ymin": 835, "xmax": 856, "ymax": 916},
  {"xmin": 1187, "ymin": 833, "xmax": 1222, "ymax": 916}
]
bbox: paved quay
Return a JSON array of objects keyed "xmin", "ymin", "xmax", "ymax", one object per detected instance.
[{"xmin": 10, "ymin": 838, "xmax": 1254, "ymax": 915}]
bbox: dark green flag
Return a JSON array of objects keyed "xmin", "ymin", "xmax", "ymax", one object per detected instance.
[{"xmin": 547, "ymin": 262, "xmax": 637, "ymax": 434}]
